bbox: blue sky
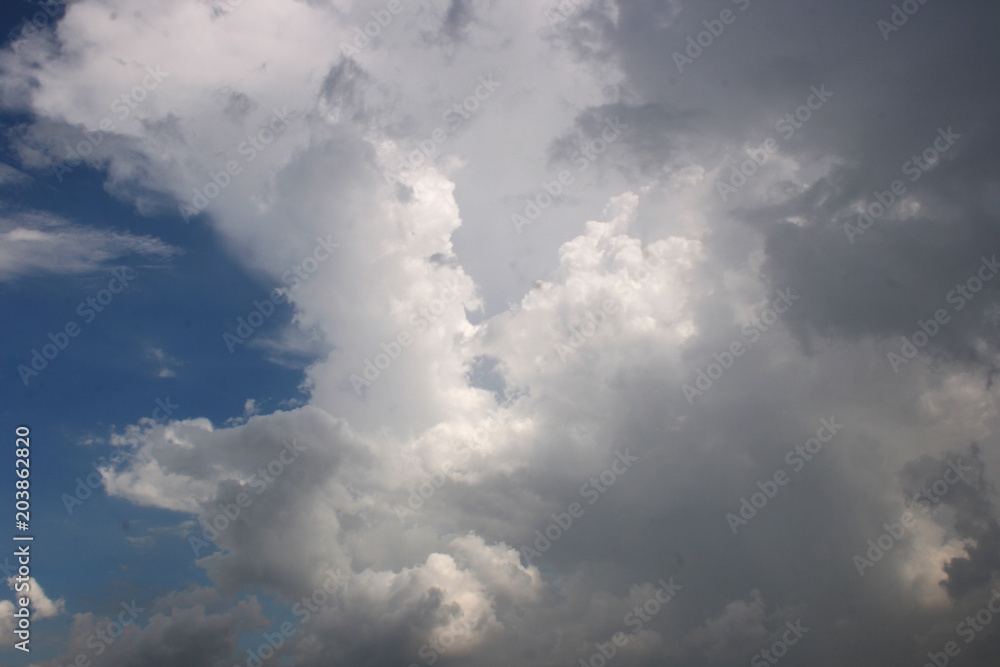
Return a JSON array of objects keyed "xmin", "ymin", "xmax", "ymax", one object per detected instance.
[{"xmin": 0, "ymin": 4, "xmax": 313, "ymax": 663}]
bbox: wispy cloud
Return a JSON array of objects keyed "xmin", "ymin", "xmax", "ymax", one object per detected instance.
[{"xmin": 0, "ymin": 210, "xmax": 176, "ymax": 281}]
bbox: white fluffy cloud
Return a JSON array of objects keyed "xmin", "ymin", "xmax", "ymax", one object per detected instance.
[{"xmin": 0, "ymin": 577, "xmax": 65, "ymax": 649}]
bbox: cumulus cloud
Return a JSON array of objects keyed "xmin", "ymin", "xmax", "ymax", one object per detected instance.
[
  {"xmin": 4, "ymin": 0, "xmax": 1000, "ymax": 665},
  {"xmin": 0, "ymin": 577, "xmax": 65, "ymax": 649},
  {"xmin": 40, "ymin": 590, "xmax": 265, "ymax": 667}
]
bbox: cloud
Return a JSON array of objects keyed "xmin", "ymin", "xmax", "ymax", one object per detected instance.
[
  {"xmin": 4, "ymin": 0, "xmax": 1000, "ymax": 665},
  {"xmin": 39, "ymin": 590, "xmax": 265, "ymax": 667},
  {"xmin": 0, "ymin": 577, "xmax": 66, "ymax": 648},
  {"xmin": 145, "ymin": 345, "xmax": 180, "ymax": 378},
  {"xmin": 0, "ymin": 162, "xmax": 29, "ymax": 186},
  {"xmin": 0, "ymin": 210, "xmax": 176, "ymax": 281}
]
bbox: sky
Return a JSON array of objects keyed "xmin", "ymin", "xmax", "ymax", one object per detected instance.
[{"xmin": 1, "ymin": 0, "xmax": 1000, "ymax": 665}]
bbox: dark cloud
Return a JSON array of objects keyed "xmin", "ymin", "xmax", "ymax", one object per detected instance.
[{"xmin": 4, "ymin": 1, "xmax": 1000, "ymax": 665}]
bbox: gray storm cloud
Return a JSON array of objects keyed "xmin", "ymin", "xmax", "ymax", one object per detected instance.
[{"xmin": 2, "ymin": 0, "xmax": 999, "ymax": 665}]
